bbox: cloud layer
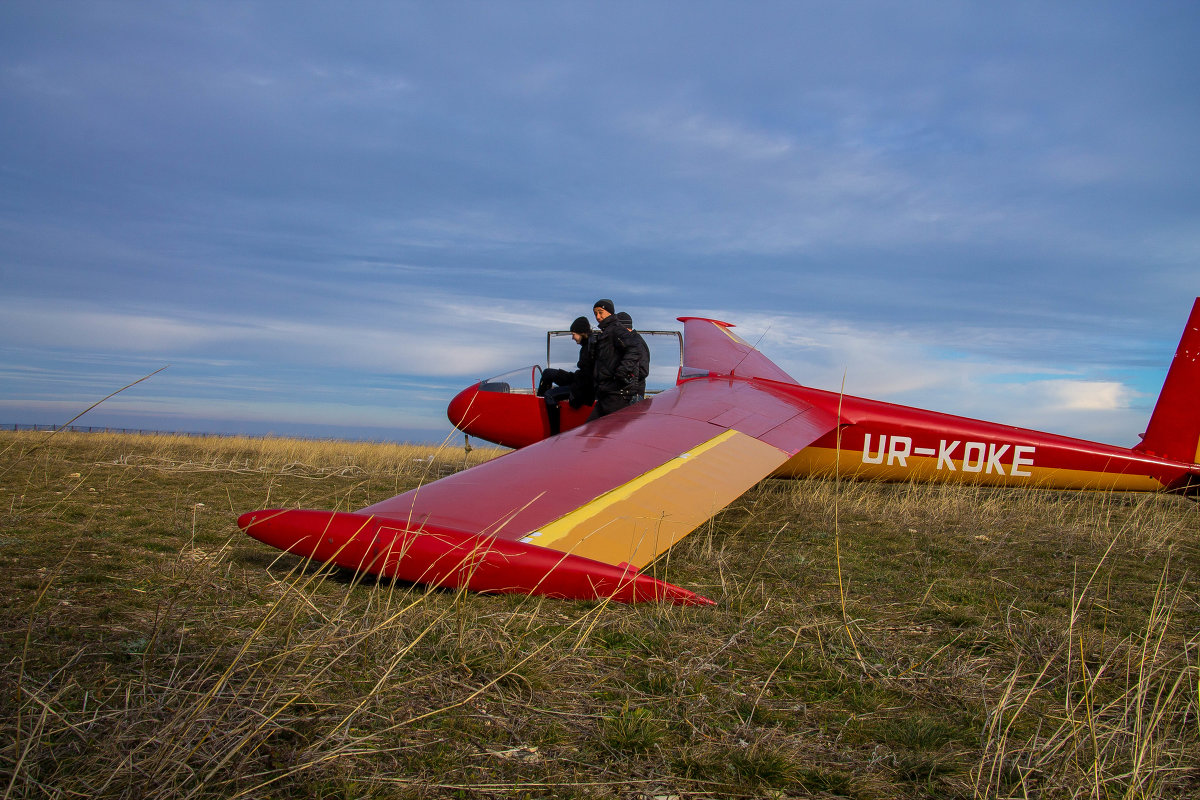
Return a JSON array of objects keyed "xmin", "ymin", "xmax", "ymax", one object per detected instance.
[{"xmin": 1, "ymin": 2, "xmax": 1197, "ymax": 443}]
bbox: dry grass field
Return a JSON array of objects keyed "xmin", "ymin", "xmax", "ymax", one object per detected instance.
[{"xmin": 1, "ymin": 430, "xmax": 1198, "ymax": 799}]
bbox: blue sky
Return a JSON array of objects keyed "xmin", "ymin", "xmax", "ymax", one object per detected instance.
[{"xmin": 1, "ymin": 2, "xmax": 1197, "ymax": 445}]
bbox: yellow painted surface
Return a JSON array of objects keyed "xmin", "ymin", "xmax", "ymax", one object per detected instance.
[
  {"xmin": 774, "ymin": 446, "xmax": 1166, "ymax": 492},
  {"xmin": 717, "ymin": 325, "xmax": 748, "ymax": 346},
  {"xmin": 529, "ymin": 429, "xmax": 787, "ymax": 568}
]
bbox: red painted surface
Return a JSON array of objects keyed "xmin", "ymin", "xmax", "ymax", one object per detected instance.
[
  {"xmin": 447, "ymin": 382, "xmax": 592, "ymax": 449},
  {"xmin": 366, "ymin": 378, "xmax": 836, "ymax": 539},
  {"xmin": 766, "ymin": 380, "xmax": 1197, "ymax": 491},
  {"xmin": 447, "ymin": 312, "xmax": 1200, "ymax": 494},
  {"xmin": 1135, "ymin": 298, "xmax": 1200, "ymax": 463},
  {"xmin": 237, "ymin": 508, "xmax": 714, "ymax": 605}
]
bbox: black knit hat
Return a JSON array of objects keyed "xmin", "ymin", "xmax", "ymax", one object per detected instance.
[
  {"xmin": 593, "ymin": 298, "xmax": 615, "ymax": 314},
  {"xmin": 615, "ymin": 311, "xmax": 633, "ymax": 328},
  {"xmin": 569, "ymin": 316, "xmax": 590, "ymax": 335}
]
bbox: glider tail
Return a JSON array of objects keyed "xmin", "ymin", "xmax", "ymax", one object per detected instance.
[{"xmin": 1134, "ymin": 297, "xmax": 1200, "ymax": 464}]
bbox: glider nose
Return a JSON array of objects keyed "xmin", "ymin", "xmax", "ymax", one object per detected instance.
[{"xmin": 446, "ymin": 382, "xmax": 482, "ymax": 433}]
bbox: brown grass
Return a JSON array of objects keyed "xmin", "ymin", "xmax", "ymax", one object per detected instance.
[{"xmin": 1, "ymin": 431, "xmax": 1197, "ymax": 798}]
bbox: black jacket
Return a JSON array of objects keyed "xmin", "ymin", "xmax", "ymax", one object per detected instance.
[
  {"xmin": 568, "ymin": 336, "xmax": 595, "ymax": 406},
  {"xmin": 628, "ymin": 329, "xmax": 650, "ymax": 396},
  {"xmin": 541, "ymin": 336, "xmax": 597, "ymax": 406},
  {"xmin": 591, "ymin": 315, "xmax": 642, "ymax": 396}
]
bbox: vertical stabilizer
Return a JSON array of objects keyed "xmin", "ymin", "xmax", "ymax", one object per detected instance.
[{"xmin": 1134, "ymin": 298, "xmax": 1200, "ymax": 464}]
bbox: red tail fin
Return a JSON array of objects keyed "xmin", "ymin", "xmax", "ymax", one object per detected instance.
[{"xmin": 1135, "ymin": 298, "xmax": 1200, "ymax": 464}]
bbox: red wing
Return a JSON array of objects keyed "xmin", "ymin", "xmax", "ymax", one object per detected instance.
[
  {"xmin": 360, "ymin": 376, "xmax": 837, "ymax": 569},
  {"xmin": 240, "ymin": 317, "xmax": 837, "ymax": 603}
]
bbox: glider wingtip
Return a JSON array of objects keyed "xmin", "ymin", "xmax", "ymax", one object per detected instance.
[
  {"xmin": 629, "ymin": 574, "xmax": 715, "ymax": 606},
  {"xmin": 237, "ymin": 508, "xmax": 283, "ymax": 531},
  {"xmin": 234, "ymin": 507, "xmax": 717, "ymax": 606}
]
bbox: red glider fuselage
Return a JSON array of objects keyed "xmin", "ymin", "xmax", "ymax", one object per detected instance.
[
  {"xmin": 449, "ymin": 306, "xmax": 1200, "ymax": 496},
  {"xmin": 448, "ymin": 378, "xmax": 1196, "ymax": 493}
]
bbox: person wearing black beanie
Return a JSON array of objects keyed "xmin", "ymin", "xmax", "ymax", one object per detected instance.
[
  {"xmin": 537, "ymin": 316, "xmax": 596, "ymax": 434},
  {"xmin": 589, "ymin": 300, "xmax": 642, "ymax": 420}
]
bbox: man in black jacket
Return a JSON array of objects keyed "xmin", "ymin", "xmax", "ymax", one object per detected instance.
[{"xmin": 588, "ymin": 299, "xmax": 643, "ymax": 420}]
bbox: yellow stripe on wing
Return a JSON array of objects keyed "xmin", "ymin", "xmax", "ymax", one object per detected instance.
[
  {"xmin": 523, "ymin": 429, "xmax": 787, "ymax": 569},
  {"xmin": 716, "ymin": 323, "xmax": 751, "ymax": 347}
]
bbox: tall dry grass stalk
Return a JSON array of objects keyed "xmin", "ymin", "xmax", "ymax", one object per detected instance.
[
  {"xmin": 3, "ymin": 536, "xmax": 622, "ymax": 799},
  {"xmin": 973, "ymin": 556, "xmax": 1198, "ymax": 798},
  {"xmin": 2, "ymin": 430, "xmax": 501, "ymax": 487},
  {"xmin": 783, "ymin": 474, "xmax": 1192, "ymax": 552}
]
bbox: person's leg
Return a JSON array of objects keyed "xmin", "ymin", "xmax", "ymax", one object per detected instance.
[
  {"xmin": 586, "ymin": 393, "xmax": 625, "ymax": 421},
  {"xmin": 544, "ymin": 385, "xmax": 572, "ymax": 434}
]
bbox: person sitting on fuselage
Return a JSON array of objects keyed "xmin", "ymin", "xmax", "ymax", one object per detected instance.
[{"xmin": 537, "ymin": 315, "xmax": 593, "ymax": 434}]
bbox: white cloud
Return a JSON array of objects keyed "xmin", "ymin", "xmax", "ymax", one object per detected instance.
[
  {"xmin": 1039, "ymin": 380, "xmax": 1135, "ymax": 411},
  {"xmin": 0, "ymin": 304, "xmax": 252, "ymax": 352},
  {"xmin": 0, "ymin": 291, "xmax": 581, "ymax": 380}
]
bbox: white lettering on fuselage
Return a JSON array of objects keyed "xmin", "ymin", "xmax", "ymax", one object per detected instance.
[
  {"xmin": 1011, "ymin": 446, "xmax": 1035, "ymax": 477},
  {"xmin": 938, "ymin": 440, "xmax": 960, "ymax": 470},
  {"xmin": 862, "ymin": 433, "xmax": 887, "ymax": 464},
  {"xmin": 887, "ymin": 436, "xmax": 912, "ymax": 466},
  {"xmin": 860, "ymin": 434, "xmax": 1037, "ymax": 477}
]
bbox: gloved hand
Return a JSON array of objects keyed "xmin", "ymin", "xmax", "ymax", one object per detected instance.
[{"xmin": 536, "ymin": 375, "xmax": 552, "ymax": 397}]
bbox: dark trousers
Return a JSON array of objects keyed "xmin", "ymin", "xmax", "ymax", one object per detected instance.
[
  {"xmin": 544, "ymin": 386, "xmax": 573, "ymax": 434},
  {"xmin": 587, "ymin": 392, "xmax": 635, "ymax": 421}
]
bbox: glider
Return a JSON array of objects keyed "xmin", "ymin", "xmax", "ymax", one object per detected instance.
[{"xmin": 240, "ymin": 299, "xmax": 1200, "ymax": 605}]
